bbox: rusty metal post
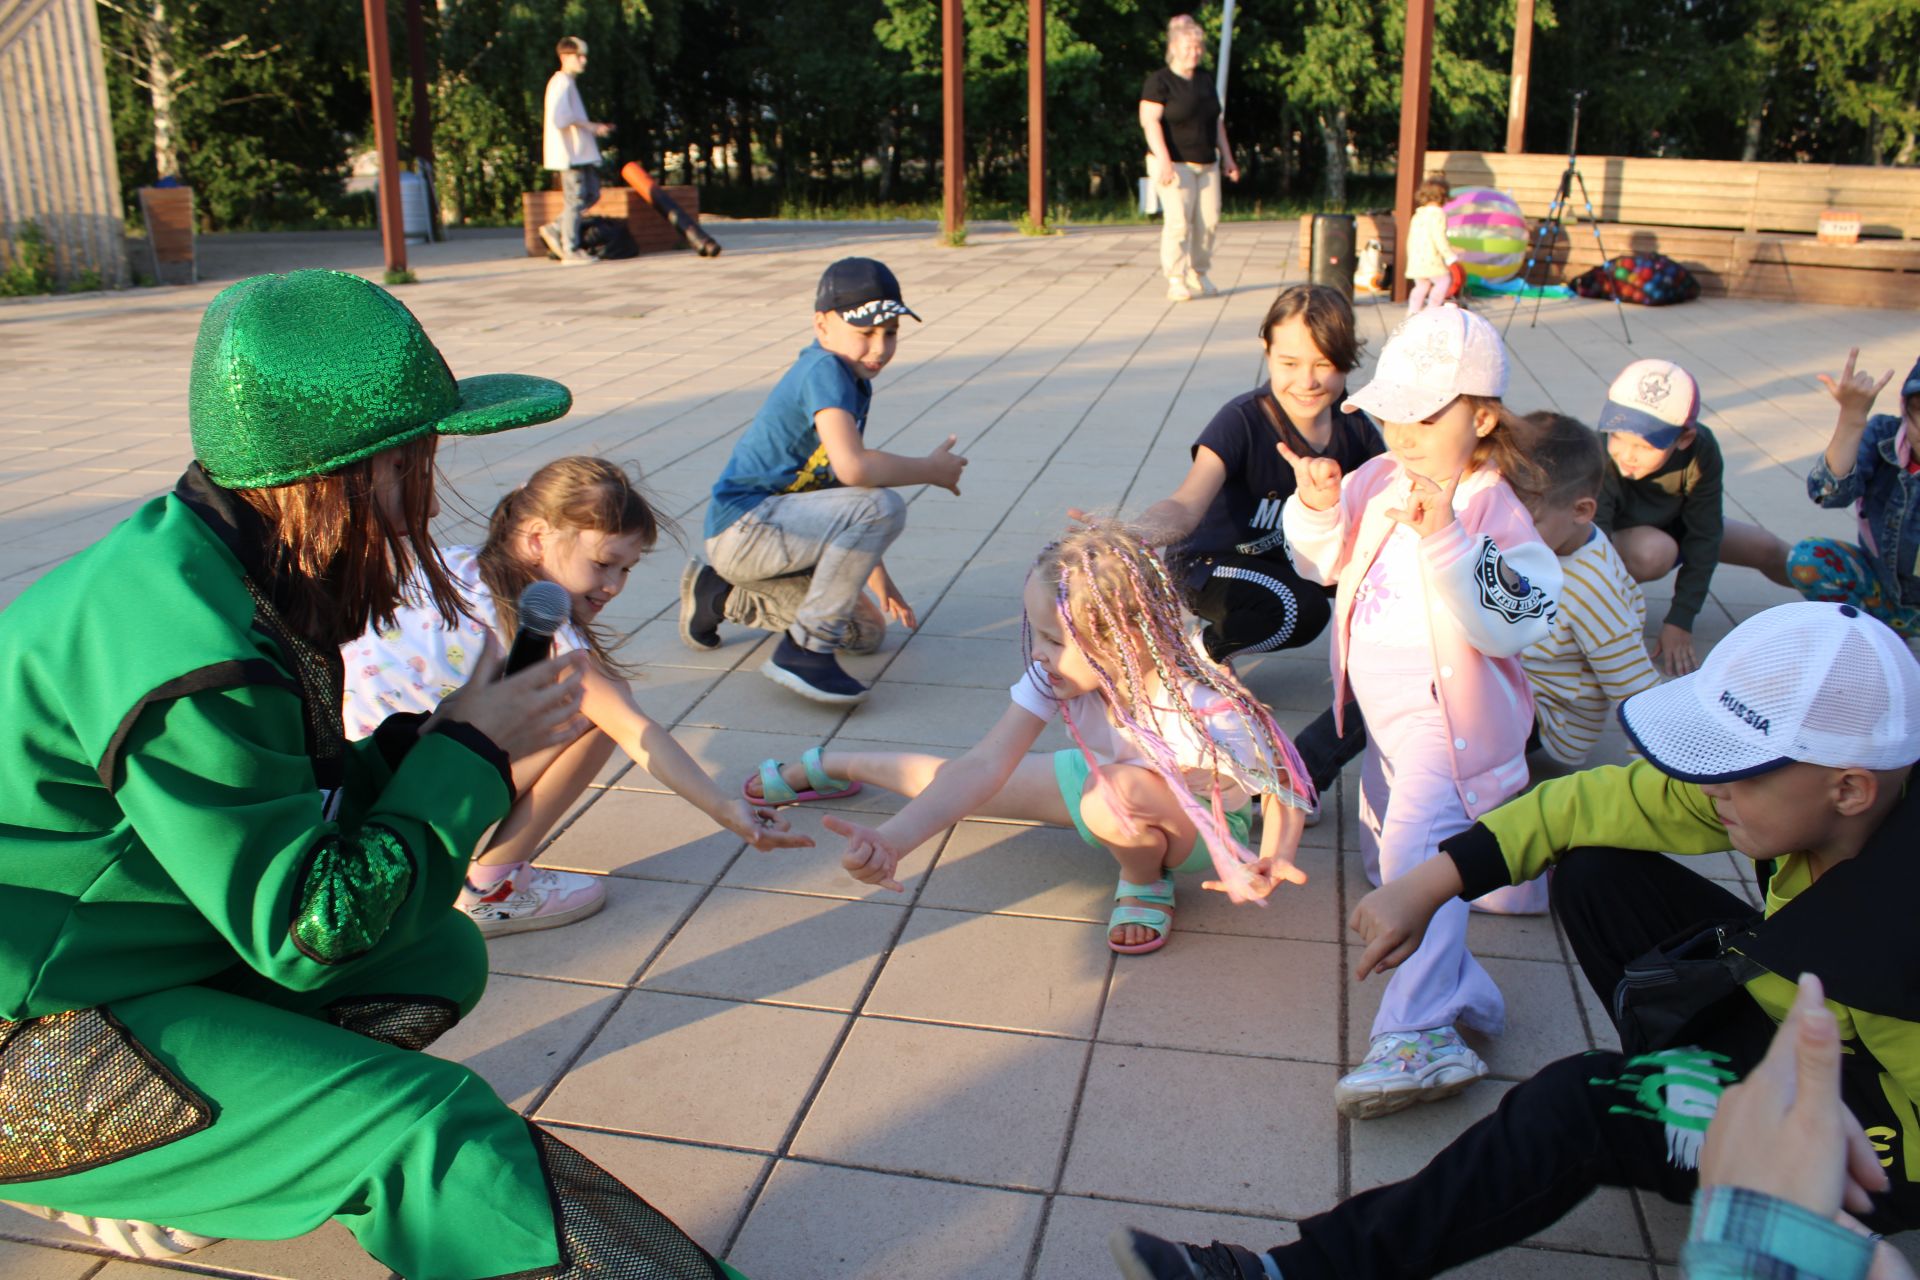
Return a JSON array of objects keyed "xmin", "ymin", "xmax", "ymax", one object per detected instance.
[
  {"xmin": 363, "ymin": 0, "xmax": 407, "ymax": 273},
  {"xmin": 1505, "ymin": 0, "xmax": 1534, "ymax": 154},
  {"xmin": 1028, "ymin": 0, "xmax": 1045, "ymax": 229},
  {"xmin": 1391, "ymin": 0, "xmax": 1434, "ymax": 303},
  {"xmin": 942, "ymin": 0, "xmax": 964, "ymax": 239}
]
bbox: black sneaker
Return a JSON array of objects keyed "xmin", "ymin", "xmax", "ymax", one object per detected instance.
[
  {"xmin": 1110, "ymin": 1227, "xmax": 1274, "ymax": 1280},
  {"xmin": 763, "ymin": 634, "xmax": 870, "ymax": 704},
  {"xmin": 678, "ymin": 562, "xmax": 732, "ymax": 650}
]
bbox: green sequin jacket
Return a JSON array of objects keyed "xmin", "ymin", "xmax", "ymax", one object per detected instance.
[{"xmin": 0, "ymin": 467, "xmax": 514, "ymax": 1021}]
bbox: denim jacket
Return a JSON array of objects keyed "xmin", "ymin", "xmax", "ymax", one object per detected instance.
[{"xmin": 1806, "ymin": 405, "xmax": 1920, "ymax": 611}]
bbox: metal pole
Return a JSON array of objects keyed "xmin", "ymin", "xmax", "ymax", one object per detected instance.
[
  {"xmin": 404, "ymin": 0, "xmax": 440, "ymax": 240},
  {"xmin": 1505, "ymin": 0, "xmax": 1534, "ymax": 154},
  {"xmin": 1215, "ymin": 0, "xmax": 1235, "ymax": 108},
  {"xmin": 1390, "ymin": 0, "xmax": 1434, "ymax": 303},
  {"xmin": 942, "ymin": 0, "xmax": 965, "ymax": 239},
  {"xmin": 363, "ymin": 0, "xmax": 407, "ymax": 274},
  {"xmin": 1028, "ymin": 0, "xmax": 1045, "ymax": 229}
]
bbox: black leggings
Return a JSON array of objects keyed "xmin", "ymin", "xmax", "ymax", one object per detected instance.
[
  {"xmin": 1184, "ymin": 550, "xmax": 1334, "ymax": 663},
  {"xmin": 1266, "ymin": 847, "xmax": 1918, "ymax": 1279}
]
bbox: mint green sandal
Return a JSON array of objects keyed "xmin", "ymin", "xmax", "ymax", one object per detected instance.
[
  {"xmin": 1109, "ymin": 876, "xmax": 1175, "ymax": 955},
  {"xmin": 745, "ymin": 745, "xmax": 863, "ymax": 807}
]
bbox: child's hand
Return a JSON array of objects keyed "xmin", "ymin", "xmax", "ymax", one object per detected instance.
[
  {"xmin": 1817, "ymin": 348, "xmax": 1895, "ymax": 423},
  {"xmin": 1652, "ymin": 623, "xmax": 1697, "ymax": 677},
  {"xmin": 721, "ymin": 799, "xmax": 816, "ymax": 853},
  {"xmin": 1349, "ymin": 877, "xmax": 1445, "ymax": 979},
  {"xmin": 1207, "ymin": 855, "xmax": 1308, "ymax": 902},
  {"xmin": 822, "ymin": 814, "xmax": 907, "ymax": 892},
  {"xmin": 876, "ymin": 580, "xmax": 917, "ymax": 630},
  {"xmin": 1276, "ymin": 440, "xmax": 1343, "ymax": 511},
  {"xmin": 1385, "ymin": 471, "xmax": 1458, "ymax": 539},
  {"xmin": 924, "ymin": 435, "xmax": 969, "ymax": 495}
]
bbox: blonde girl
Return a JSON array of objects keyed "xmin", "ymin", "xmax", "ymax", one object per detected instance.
[
  {"xmin": 1279, "ymin": 305, "xmax": 1560, "ymax": 1118},
  {"xmin": 1404, "ymin": 173, "xmax": 1460, "ymax": 314},
  {"xmin": 344, "ymin": 456, "xmax": 809, "ymax": 937},
  {"xmin": 747, "ymin": 522, "xmax": 1314, "ymax": 955}
]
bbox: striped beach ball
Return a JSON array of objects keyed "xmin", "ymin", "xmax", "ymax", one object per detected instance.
[{"xmin": 1445, "ymin": 187, "xmax": 1529, "ymax": 284}]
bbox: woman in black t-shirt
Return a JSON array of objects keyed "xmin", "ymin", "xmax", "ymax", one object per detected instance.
[
  {"xmin": 1125, "ymin": 285, "xmax": 1382, "ymax": 662},
  {"xmin": 1139, "ymin": 14, "xmax": 1240, "ymax": 301}
]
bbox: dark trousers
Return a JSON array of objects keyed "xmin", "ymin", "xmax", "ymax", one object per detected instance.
[
  {"xmin": 1267, "ymin": 847, "xmax": 1915, "ymax": 1279},
  {"xmin": 1185, "ymin": 551, "xmax": 1333, "ymax": 664}
]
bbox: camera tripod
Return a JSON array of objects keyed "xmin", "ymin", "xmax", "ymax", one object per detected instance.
[{"xmin": 1506, "ymin": 90, "xmax": 1631, "ymax": 344}]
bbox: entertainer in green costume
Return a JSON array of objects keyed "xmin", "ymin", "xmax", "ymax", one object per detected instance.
[{"xmin": 0, "ymin": 270, "xmax": 747, "ymax": 1280}]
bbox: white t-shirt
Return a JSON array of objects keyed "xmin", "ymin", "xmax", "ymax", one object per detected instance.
[
  {"xmin": 341, "ymin": 545, "xmax": 587, "ymax": 741},
  {"xmin": 1008, "ymin": 658, "xmax": 1272, "ymax": 802},
  {"xmin": 542, "ymin": 71, "xmax": 601, "ymax": 170}
]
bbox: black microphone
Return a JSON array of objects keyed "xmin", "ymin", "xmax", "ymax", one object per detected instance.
[{"xmin": 503, "ymin": 580, "xmax": 572, "ymax": 677}]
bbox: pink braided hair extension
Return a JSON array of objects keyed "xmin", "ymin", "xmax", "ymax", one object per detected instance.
[{"xmin": 1024, "ymin": 523, "xmax": 1315, "ymax": 903}]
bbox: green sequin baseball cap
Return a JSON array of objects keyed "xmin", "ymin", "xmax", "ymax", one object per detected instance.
[{"xmin": 189, "ymin": 269, "xmax": 572, "ymax": 488}]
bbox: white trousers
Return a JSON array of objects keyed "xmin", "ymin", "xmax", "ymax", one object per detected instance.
[
  {"xmin": 1158, "ymin": 160, "xmax": 1220, "ymax": 281},
  {"xmin": 1350, "ymin": 648, "xmax": 1545, "ymax": 1040}
]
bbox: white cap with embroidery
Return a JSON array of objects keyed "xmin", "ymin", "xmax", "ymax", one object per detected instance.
[
  {"xmin": 1342, "ymin": 304, "xmax": 1510, "ymax": 425},
  {"xmin": 1620, "ymin": 601, "xmax": 1920, "ymax": 782},
  {"xmin": 1598, "ymin": 358, "xmax": 1701, "ymax": 450}
]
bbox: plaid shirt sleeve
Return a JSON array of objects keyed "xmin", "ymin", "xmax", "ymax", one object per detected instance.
[{"xmin": 1681, "ymin": 1187, "xmax": 1875, "ymax": 1280}]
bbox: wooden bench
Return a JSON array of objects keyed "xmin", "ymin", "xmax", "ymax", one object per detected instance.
[
  {"xmin": 1295, "ymin": 214, "xmax": 1920, "ymax": 310},
  {"xmin": 137, "ymin": 186, "xmax": 195, "ymax": 285},
  {"xmin": 521, "ymin": 184, "xmax": 700, "ymax": 258}
]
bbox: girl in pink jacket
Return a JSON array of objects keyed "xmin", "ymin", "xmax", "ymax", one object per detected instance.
[{"xmin": 1281, "ymin": 305, "xmax": 1561, "ymax": 1120}]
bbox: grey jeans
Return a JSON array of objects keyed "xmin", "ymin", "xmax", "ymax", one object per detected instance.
[
  {"xmin": 705, "ymin": 487, "xmax": 907, "ymax": 653},
  {"xmin": 546, "ymin": 164, "xmax": 601, "ymax": 253}
]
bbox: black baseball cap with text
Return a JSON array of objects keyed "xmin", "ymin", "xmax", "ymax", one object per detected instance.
[{"xmin": 815, "ymin": 257, "xmax": 921, "ymax": 326}]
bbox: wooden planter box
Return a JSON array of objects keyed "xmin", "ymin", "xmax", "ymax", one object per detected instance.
[
  {"xmin": 521, "ymin": 185, "xmax": 700, "ymax": 258},
  {"xmin": 138, "ymin": 186, "xmax": 196, "ymax": 284}
]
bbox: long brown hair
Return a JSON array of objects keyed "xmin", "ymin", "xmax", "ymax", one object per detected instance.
[
  {"xmin": 238, "ymin": 435, "xmax": 462, "ymax": 648},
  {"xmin": 477, "ymin": 456, "xmax": 663, "ymax": 673},
  {"xmin": 1259, "ymin": 284, "xmax": 1364, "ymax": 373},
  {"xmin": 1464, "ymin": 395, "xmax": 1547, "ymax": 505}
]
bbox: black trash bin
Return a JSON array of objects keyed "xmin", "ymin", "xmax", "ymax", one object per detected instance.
[{"xmin": 1308, "ymin": 213, "xmax": 1356, "ymax": 299}]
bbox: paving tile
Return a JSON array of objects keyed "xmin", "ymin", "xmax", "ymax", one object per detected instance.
[
  {"xmin": 1102, "ymin": 934, "xmax": 1341, "ymax": 1064},
  {"xmin": 540, "ymin": 788, "xmax": 746, "ymax": 883},
  {"xmin": 1061, "ymin": 1044, "xmax": 1340, "ymax": 1218},
  {"xmin": 544, "ymin": 1127, "xmax": 769, "ymax": 1253},
  {"xmin": 1437, "ymin": 1245, "xmax": 1654, "ymax": 1278},
  {"xmin": 486, "ymin": 875, "xmax": 703, "ymax": 985},
  {"xmin": 917, "ymin": 817, "xmax": 1113, "ymax": 920},
  {"xmin": 427, "ymin": 973, "xmax": 619, "ymax": 1111},
  {"xmin": 837, "ymin": 682, "xmax": 1016, "ymax": 748},
  {"xmin": 792, "ymin": 1018, "xmax": 1084, "ymax": 1188},
  {"xmin": 864, "ymin": 908, "xmax": 1110, "ymax": 1037},
  {"xmin": 0, "ymin": 1238, "xmax": 114, "ymax": 1279},
  {"xmin": 679, "ymin": 669, "xmax": 855, "ymax": 737},
  {"xmin": 638, "ymin": 887, "xmax": 903, "ymax": 1010},
  {"xmin": 914, "ymin": 589, "xmax": 1028, "ymax": 642},
  {"xmin": 540, "ymin": 993, "xmax": 844, "ymax": 1150},
  {"xmin": 1032, "ymin": 1197, "xmax": 1298, "ymax": 1280},
  {"xmin": 726, "ymin": 1161, "xmax": 1044, "ymax": 1280},
  {"xmin": 141, "ymin": 1221, "xmax": 389, "ymax": 1280},
  {"xmin": 877, "ymin": 633, "xmax": 1022, "ymax": 688}
]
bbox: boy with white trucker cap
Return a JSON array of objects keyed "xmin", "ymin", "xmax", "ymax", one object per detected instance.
[{"xmin": 1113, "ymin": 599, "xmax": 1920, "ymax": 1279}]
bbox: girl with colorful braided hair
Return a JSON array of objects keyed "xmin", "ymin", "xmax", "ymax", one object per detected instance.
[{"xmin": 745, "ymin": 520, "xmax": 1316, "ymax": 954}]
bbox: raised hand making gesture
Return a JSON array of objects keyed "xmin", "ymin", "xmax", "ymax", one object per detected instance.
[
  {"xmin": 1818, "ymin": 347, "xmax": 1897, "ymax": 423},
  {"xmin": 1275, "ymin": 439, "xmax": 1343, "ymax": 511},
  {"xmin": 1385, "ymin": 471, "xmax": 1459, "ymax": 539}
]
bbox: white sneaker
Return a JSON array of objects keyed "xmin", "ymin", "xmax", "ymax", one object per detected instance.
[
  {"xmin": 1166, "ymin": 278, "xmax": 1194, "ymax": 302},
  {"xmin": 1334, "ymin": 1026, "xmax": 1488, "ymax": 1120},
  {"xmin": 560, "ymin": 250, "xmax": 601, "ymax": 267},
  {"xmin": 461, "ymin": 866, "xmax": 607, "ymax": 937},
  {"xmin": 1185, "ymin": 270, "xmax": 1219, "ymax": 297},
  {"xmin": 1, "ymin": 1202, "xmax": 220, "ymax": 1260},
  {"xmin": 538, "ymin": 224, "xmax": 565, "ymax": 260}
]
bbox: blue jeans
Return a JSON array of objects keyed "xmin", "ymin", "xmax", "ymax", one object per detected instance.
[
  {"xmin": 551, "ymin": 164, "xmax": 601, "ymax": 253},
  {"xmin": 705, "ymin": 487, "xmax": 907, "ymax": 653}
]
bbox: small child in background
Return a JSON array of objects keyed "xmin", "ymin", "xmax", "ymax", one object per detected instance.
[
  {"xmin": 754, "ymin": 522, "xmax": 1315, "ymax": 956},
  {"xmin": 1516, "ymin": 411, "xmax": 1661, "ymax": 768},
  {"xmin": 1282, "ymin": 305, "xmax": 1561, "ymax": 1119},
  {"xmin": 1597, "ymin": 358, "xmax": 1793, "ymax": 676},
  {"xmin": 1787, "ymin": 348, "xmax": 1920, "ymax": 639},
  {"xmin": 345, "ymin": 457, "xmax": 810, "ymax": 938},
  {"xmin": 1403, "ymin": 174, "xmax": 1459, "ymax": 315},
  {"xmin": 683, "ymin": 257, "xmax": 968, "ymax": 706}
]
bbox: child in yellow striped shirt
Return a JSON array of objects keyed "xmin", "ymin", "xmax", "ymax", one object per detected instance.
[{"xmin": 1516, "ymin": 412, "xmax": 1662, "ymax": 766}]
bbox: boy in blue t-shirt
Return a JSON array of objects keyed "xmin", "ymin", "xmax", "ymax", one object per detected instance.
[{"xmin": 682, "ymin": 257, "xmax": 968, "ymax": 704}]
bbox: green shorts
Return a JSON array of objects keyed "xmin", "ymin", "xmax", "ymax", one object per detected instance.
[{"xmin": 1051, "ymin": 748, "xmax": 1254, "ymax": 874}]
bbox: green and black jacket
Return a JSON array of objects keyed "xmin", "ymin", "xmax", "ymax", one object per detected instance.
[
  {"xmin": 1443, "ymin": 760, "xmax": 1920, "ymax": 1186},
  {"xmin": 0, "ymin": 467, "xmax": 512, "ymax": 1022}
]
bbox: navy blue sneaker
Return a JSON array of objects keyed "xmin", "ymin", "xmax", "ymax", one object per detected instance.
[
  {"xmin": 763, "ymin": 634, "xmax": 869, "ymax": 704},
  {"xmin": 678, "ymin": 562, "xmax": 732, "ymax": 650},
  {"xmin": 1110, "ymin": 1227, "xmax": 1276, "ymax": 1280}
]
